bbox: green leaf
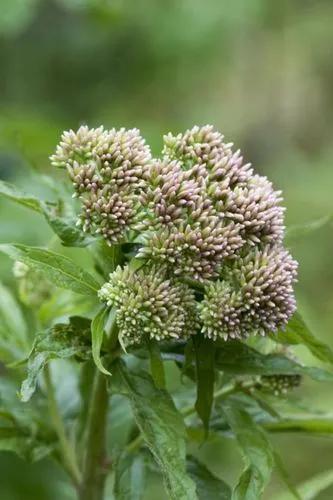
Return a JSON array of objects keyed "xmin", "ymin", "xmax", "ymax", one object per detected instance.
[
  {"xmin": 222, "ymin": 400, "xmax": 274, "ymax": 500},
  {"xmin": 273, "ymin": 469, "xmax": 333, "ymax": 500},
  {"xmin": 286, "ymin": 214, "xmax": 333, "ymax": 242},
  {"xmin": 273, "ymin": 451, "xmax": 301, "ymax": 500},
  {"xmin": 114, "ymin": 452, "xmax": 146, "ymax": 500},
  {"xmin": 273, "ymin": 312, "xmax": 333, "ymax": 365},
  {"xmin": 194, "ymin": 336, "xmax": 215, "ymax": 435},
  {"xmin": 0, "ymin": 282, "xmax": 30, "ymax": 363},
  {"xmin": 0, "ymin": 244, "xmax": 100, "ymax": 295},
  {"xmin": 187, "ymin": 455, "xmax": 231, "ymax": 500},
  {"xmin": 43, "ymin": 208, "xmax": 94, "ymax": 247},
  {"xmin": 21, "ymin": 318, "xmax": 91, "ymax": 401},
  {"xmin": 91, "ymin": 307, "xmax": 111, "ymax": 376},
  {"xmin": 148, "ymin": 340, "xmax": 166, "ymax": 389},
  {"xmin": 114, "ymin": 362, "xmax": 197, "ymax": 500},
  {"xmin": 0, "ymin": 426, "xmax": 52, "ymax": 462},
  {"xmin": 0, "ymin": 375, "xmax": 54, "ymax": 462},
  {"xmin": 234, "ymin": 466, "xmax": 266, "ymax": 500},
  {"xmin": 21, "ymin": 352, "xmax": 49, "ymax": 403},
  {"xmin": 215, "ymin": 341, "xmax": 333, "ymax": 382},
  {"xmin": 38, "ymin": 289, "xmax": 94, "ymax": 327},
  {"xmin": 90, "ymin": 241, "xmax": 124, "ymax": 279},
  {"xmin": 0, "ymin": 179, "xmax": 44, "ymax": 213},
  {"xmin": 0, "ymin": 179, "xmax": 92, "ymax": 247},
  {"xmin": 128, "ymin": 257, "xmax": 146, "ymax": 273}
]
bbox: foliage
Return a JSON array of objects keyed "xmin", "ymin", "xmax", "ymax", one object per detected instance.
[{"xmin": 0, "ymin": 125, "xmax": 333, "ymax": 500}]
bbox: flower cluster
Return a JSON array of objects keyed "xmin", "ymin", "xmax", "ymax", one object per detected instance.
[
  {"xmin": 140, "ymin": 125, "xmax": 285, "ymax": 281},
  {"xmin": 199, "ymin": 245, "xmax": 297, "ymax": 340},
  {"xmin": 51, "ymin": 126, "xmax": 152, "ymax": 244},
  {"xmin": 258, "ymin": 374, "xmax": 302, "ymax": 396},
  {"xmin": 98, "ymin": 266, "xmax": 198, "ymax": 345},
  {"xmin": 52, "ymin": 124, "xmax": 297, "ymax": 344}
]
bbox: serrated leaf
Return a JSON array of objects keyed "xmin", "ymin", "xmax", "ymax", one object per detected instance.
[
  {"xmin": 114, "ymin": 452, "xmax": 146, "ymax": 500},
  {"xmin": 0, "ymin": 179, "xmax": 44, "ymax": 213},
  {"xmin": 0, "ymin": 244, "xmax": 100, "ymax": 295},
  {"xmin": 194, "ymin": 336, "xmax": 215, "ymax": 435},
  {"xmin": 273, "ymin": 469, "xmax": 333, "ymax": 500},
  {"xmin": 215, "ymin": 341, "xmax": 333, "ymax": 382},
  {"xmin": 114, "ymin": 362, "xmax": 197, "ymax": 500},
  {"xmin": 148, "ymin": 340, "xmax": 166, "ymax": 389},
  {"xmin": 0, "ymin": 179, "xmax": 92, "ymax": 247},
  {"xmin": 222, "ymin": 401, "xmax": 274, "ymax": 500},
  {"xmin": 91, "ymin": 307, "xmax": 111, "ymax": 376},
  {"xmin": 43, "ymin": 209, "xmax": 94, "ymax": 247},
  {"xmin": 187, "ymin": 455, "xmax": 231, "ymax": 500},
  {"xmin": 274, "ymin": 312, "xmax": 333, "ymax": 365},
  {"xmin": 21, "ymin": 318, "xmax": 91, "ymax": 401}
]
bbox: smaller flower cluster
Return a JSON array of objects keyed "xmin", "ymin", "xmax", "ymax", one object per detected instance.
[
  {"xmin": 258, "ymin": 374, "xmax": 302, "ymax": 396},
  {"xmin": 199, "ymin": 245, "xmax": 297, "ymax": 340},
  {"xmin": 98, "ymin": 266, "xmax": 198, "ymax": 345},
  {"xmin": 140, "ymin": 125, "xmax": 285, "ymax": 282},
  {"xmin": 50, "ymin": 126, "xmax": 152, "ymax": 244}
]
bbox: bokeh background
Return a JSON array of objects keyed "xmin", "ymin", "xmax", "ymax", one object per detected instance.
[{"xmin": 1, "ymin": 0, "xmax": 333, "ymax": 498}]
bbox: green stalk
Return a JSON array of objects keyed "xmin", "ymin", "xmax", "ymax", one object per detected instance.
[
  {"xmin": 79, "ymin": 368, "xmax": 109, "ymax": 500},
  {"xmin": 263, "ymin": 418, "xmax": 333, "ymax": 434},
  {"xmin": 44, "ymin": 365, "xmax": 81, "ymax": 488}
]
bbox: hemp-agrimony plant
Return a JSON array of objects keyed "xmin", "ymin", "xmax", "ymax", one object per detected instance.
[{"xmin": 0, "ymin": 124, "xmax": 333, "ymax": 500}]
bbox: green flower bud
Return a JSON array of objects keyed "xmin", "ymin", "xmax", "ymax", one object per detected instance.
[
  {"xmin": 200, "ymin": 245, "xmax": 297, "ymax": 340},
  {"xmin": 258, "ymin": 374, "xmax": 302, "ymax": 396},
  {"xmin": 98, "ymin": 266, "xmax": 198, "ymax": 345}
]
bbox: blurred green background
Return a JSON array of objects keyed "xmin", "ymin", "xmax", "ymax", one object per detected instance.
[{"xmin": 0, "ymin": 0, "xmax": 333, "ymax": 498}]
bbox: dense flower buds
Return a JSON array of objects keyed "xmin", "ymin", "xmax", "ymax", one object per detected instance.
[
  {"xmin": 51, "ymin": 126, "xmax": 152, "ymax": 244},
  {"xmin": 199, "ymin": 246, "xmax": 297, "ymax": 340},
  {"xmin": 258, "ymin": 374, "xmax": 302, "ymax": 396},
  {"xmin": 52, "ymin": 124, "xmax": 297, "ymax": 343},
  {"xmin": 98, "ymin": 266, "xmax": 198, "ymax": 345}
]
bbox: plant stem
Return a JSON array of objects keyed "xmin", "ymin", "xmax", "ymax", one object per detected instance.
[
  {"xmin": 263, "ymin": 418, "xmax": 333, "ymax": 434},
  {"xmin": 44, "ymin": 365, "xmax": 81, "ymax": 488},
  {"xmin": 79, "ymin": 368, "xmax": 109, "ymax": 500}
]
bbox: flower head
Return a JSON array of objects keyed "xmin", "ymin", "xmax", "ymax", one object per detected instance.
[
  {"xmin": 50, "ymin": 125, "xmax": 107, "ymax": 168},
  {"xmin": 53, "ymin": 124, "xmax": 297, "ymax": 343},
  {"xmin": 139, "ymin": 125, "xmax": 285, "ymax": 280},
  {"xmin": 200, "ymin": 245, "xmax": 297, "ymax": 340},
  {"xmin": 259, "ymin": 374, "xmax": 302, "ymax": 396},
  {"xmin": 98, "ymin": 266, "xmax": 198, "ymax": 345},
  {"xmin": 163, "ymin": 124, "xmax": 253, "ymax": 185},
  {"xmin": 51, "ymin": 126, "xmax": 152, "ymax": 245}
]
